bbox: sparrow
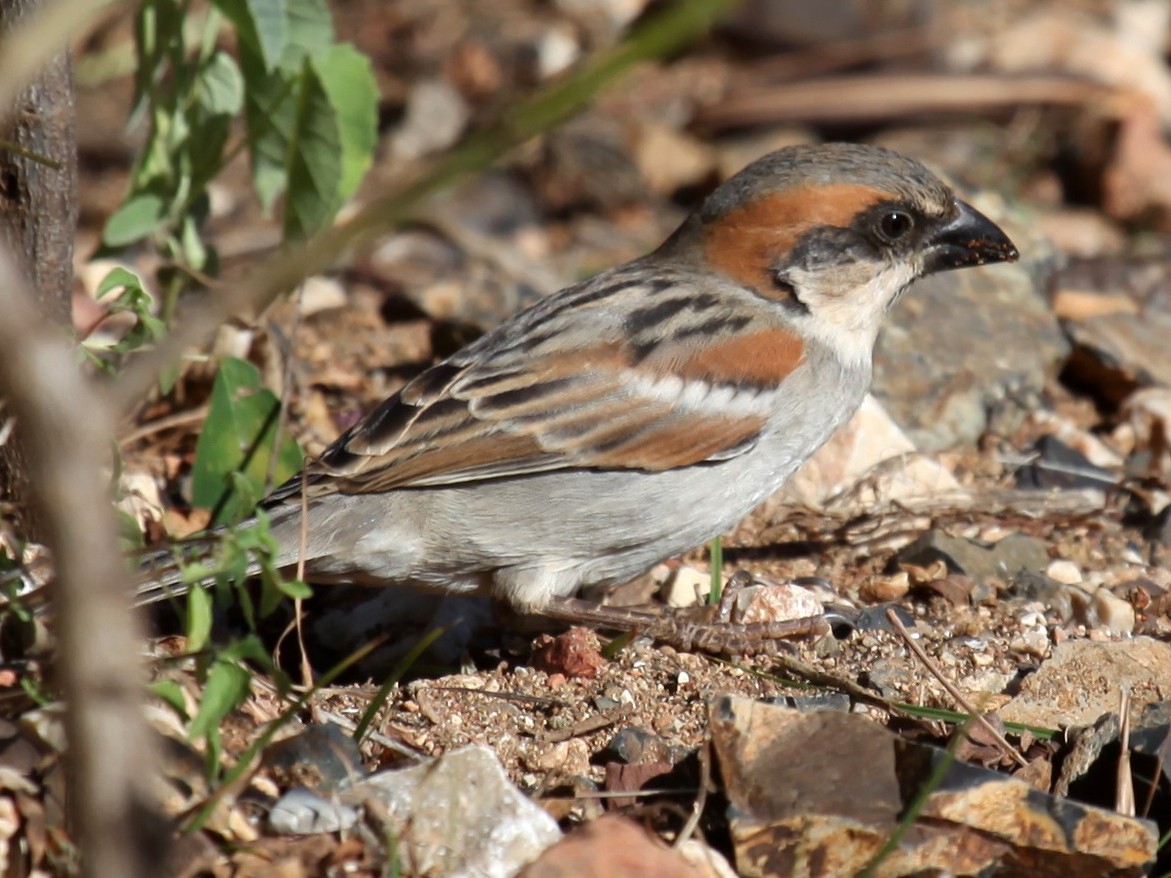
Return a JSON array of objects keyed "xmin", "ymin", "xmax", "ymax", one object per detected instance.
[{"xmin": 138, "ymin": 142, "xmax": 1018, "ymax": 651}]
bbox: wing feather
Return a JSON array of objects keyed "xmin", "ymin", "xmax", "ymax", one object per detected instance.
[{"xmin": 267, "ymin": 266, "xmax": 807, "ymax": 503}]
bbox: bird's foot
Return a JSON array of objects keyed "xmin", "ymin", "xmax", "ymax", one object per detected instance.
[{"xmin": 540, "ymin": 571, "xmax": 830, "ymax": 656}]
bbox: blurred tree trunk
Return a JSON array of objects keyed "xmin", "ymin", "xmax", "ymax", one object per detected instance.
[{"xmin": 0, "ymin": 0, "xmax": 79, "ymax": 540}]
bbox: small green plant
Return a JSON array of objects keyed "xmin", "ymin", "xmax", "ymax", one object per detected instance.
[
  {"xmin": 176, "ymin": 514, "xmax": 311, "ymax": 628},
  {"xmin": 78, "ymin": 267, "xmax": 167, "ymax": 374},
  {"xmin": 191, "ymin": 357, "xmax": 303, "ymax": 526},
  {"xmin": 92, "ymin": 1, "xmax": 378, "ymax": 786},
  {"xmin": 103, "ymin": 0, "xmax": 377, "ymax": 319}
]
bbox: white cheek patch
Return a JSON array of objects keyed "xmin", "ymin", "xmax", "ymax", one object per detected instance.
[{"xmin": 792, "ymin": 260, "xmax": 919, "ymax": 367}]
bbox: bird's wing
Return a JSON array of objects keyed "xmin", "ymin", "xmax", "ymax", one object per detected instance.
[{"xmin": 266, "ymin": 265, "xmax": 807, "ymax": 502}]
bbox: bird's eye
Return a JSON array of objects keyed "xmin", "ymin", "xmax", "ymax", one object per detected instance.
[{"xmin": 877, "ymin": 211, "xmax": 914, "ymax": 242}]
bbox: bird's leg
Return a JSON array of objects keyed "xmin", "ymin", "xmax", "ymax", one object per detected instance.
[{"xmin": 540, "ymin": 570, "xmax": 829, "ymax": 656}]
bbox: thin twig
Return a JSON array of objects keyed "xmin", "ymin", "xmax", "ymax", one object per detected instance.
[
  {"xmin": 1117, "ymin": 689, "xmax": 1134, "ymax": 816},
  {"xmin": 1141, "ymin": 724, "xmax": 1170, "ymax": 820},
  {"xmin": 315, "ymin": 708, "xmax": 424, "ymax": 762},
  {"xmin": 117, "ymin": 405, "xmax": 209, "ymax": 447},
  {"xmin": 695, "ymin": 73, "xmax": 1126, "ymax": 131},
  {"xmin": 886, "ymin": 609, "xmax": 1029, "ymax": 769}
]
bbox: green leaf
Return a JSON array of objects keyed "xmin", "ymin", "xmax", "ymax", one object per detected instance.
[
  {"xmin": 96, "ymin": 266, "xmax": 145, "ymax": 299},
  {"xmin": 282, "ymin": 57, "xmax": 342, "ymax": 240},
  {"xmin": 238, "ymin": 0, "xmax": 334, "ymax": 212},
  {"xmin": 103, "ymin": 193, "xmax": 167, "ymax": 247},
  {"xmin": 212, "ymin": 0, "xmax": 289, "ymax": 72},
  {"xmin": 188, "ymin": 659, "xmax": 251, "ymax": 741},
  {"xmin": 150, "ymin": 680, "xmax": 189, "ymax": 718},
  {"xmin": 281, "ymin": 43, "xmax": 376, "ymax": 240},
  {"xmin": 283, "ymin": 0, "xmax": 334, "ymax": 58},
  {"xmin": 195, "ymin": 51, "xmax": 245, "ymax": 115},
  {"xmin": 186, "ymin": 584, "xmax": 213, "ymax": 652},
  {"xmin": 218, "ymin": 633, "xmax": 270, "ymax": 664},
  {"xmin": 179, "ymin": 212, "xmax": 210, "ymax": 271},
  {"xmin": 190, "ymin": 357, "xmax": 302, "ymax": 525},
  {"xmin": 115, "ymin": 508, "xmax": 146, "ymax": 550},
  {"xmin": 309, "ymin": 44, "xmax": 377, "ymax": 206}
]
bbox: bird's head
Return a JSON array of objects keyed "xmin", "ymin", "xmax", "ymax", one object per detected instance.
[{"xmin": 658, "ymin": 142, "xmax": 1019, "ymax": 365}]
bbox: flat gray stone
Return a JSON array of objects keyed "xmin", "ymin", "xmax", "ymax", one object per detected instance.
[
  {"xmin": 896, "ymin": 530, "xmax": 1050, "ymax": 585},
  {"xmin": 1001, "ymin": 638, "xmax": 1171, "ymax": 729},
  {"xmin": 1065, "ymin": 310, "xmax": 1171, "ymax": 398}
]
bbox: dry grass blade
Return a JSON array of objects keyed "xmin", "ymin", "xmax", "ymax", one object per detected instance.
[
  {"xmin": 1142, "ymin": 724, "xmax": 1171, "ymax": 820},
  {"xmin": 1117, "ymin": 689, "xmax": 1134, "ymax": 816}
]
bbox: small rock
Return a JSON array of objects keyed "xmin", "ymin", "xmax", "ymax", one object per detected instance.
[
  {"xmin": 862, "ymin": 660, "xmax": 916, "ymax": 698},
  {"xmin": 852, "ymin": 604, "xmax": 914, "ymax": 633},
  {"xmin": 1122, "ymin": 387, "xmax": 1171, "ymax": 478},
  {"xmin": 661, "ymin": 566, "xmax": 713, "ymax": 609},
  {"xmin": 873, "ymin": 202, "xmax": 1067, "ymax": 450},
  {"xmin": 897, "ymin": 531, "xmax": 1050, "ymax": 586},
  {"xmin": 264, "ymin": 723, "xmax": 365, "ymax": 794},
  {"xmin": 605, "ymin": 727, "xmax": 670, "ymax": 765},
  {"xmin": 1015, "ymin": 436, "xmax": 1117, "ymax": 493},
  {"xmin": 1036, "ymin": 208, "xmax": 1127, "ymax": 258},
  {"xmin": 732, "ymin": 582, "xmax": 823, "ymax": 624},
  {"xmin": 1046, "ymin": 559, "xmax": 1084, "ymax": 586},
  {"xmin": 1031, "ymin": 413, "xmax": 1124, "ymax": 469},
  {"xmin": 528, "ymin": 739, "xmax": 591, "ymax": 777},
  {"xmin": 518, "ymin": 815, "xmax": 706, "ymax": 878},
  {"xmin": 533, "ymin": 23, "xmax": 581, "ymax": 79},
  {"xmin": 913, "ymin": 574, "xmax": 976, "ymax": 607},
  {"xmin": 1012, "ymin": 572, "xmax": 1076, "ymax": 621},
  {"xmin": 1001, "ymin": 638, "xmax": 1171, "ymax": 728},
  {"xmin": 709, "ymin": 695, "xmax": 1158, "ymax": 875},
  {"xmin": 344, "ymin": 745, "xmax": 561, "ymax": 878},
  {"xmin": 299, "ymin": 275, "xmax": 347, "ymax": 317},
  {"xmin": 675, "ymin": 838, "xmax": 739, "ymax": 878},
  {"xmin": 784, "ymin": 395, "xmax": 963, "ymax": 507},
  {"xmin": 269, "ymin": 787, "xmax": 358, "ymax": 835},
  {"xmin": 603, "ymin": 761, "xmax": 677, "ymax": 811},
  {"xmin": 1092, "ymin": 589, "xmax": 1137, "ymax": 635},
  {"xmin": 859, "ymin": 572, "xmax": 910, "ymax": 603},
  {"xmin": 530, "ymin": 628, "xmax": 605, "ymax": 679},
  {"xmin": 1009, "ymin": 627, "xmax": 1051, "ymax": 659},
  {"xmin": 633, "ymin": 122, "xmax": 715, "ymax": 197},
  {"xmin": 1065, "ymin": 311, "xmax": 1171, "ymax": 405},
  {"xmin": 392, "ymin": 79, "xmax": 470, "ymax": 161}
]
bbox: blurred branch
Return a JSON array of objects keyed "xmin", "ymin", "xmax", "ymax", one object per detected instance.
[
  {"xmin": 694, "ymin": 72, "xmax": 1127, "ymax": 131},
  {"xmin": 0, "ymin": 0, "xmax": 119, "ymax": 129},
  {"xmin": 0, "ymin": 246, "xmax": 158, "ymax": 878},
  {"xmin": 113, "ymin": 0, "xmax": 740, "ymax": 414}
]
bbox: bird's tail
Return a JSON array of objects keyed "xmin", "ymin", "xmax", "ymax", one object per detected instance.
[
  {"xmin": 131, "ymin": 513, "xmax": 296, "ymax": 607},
  {"xmin": 1, "ymin": 505, "xmax": 307, "ymax": 622}
]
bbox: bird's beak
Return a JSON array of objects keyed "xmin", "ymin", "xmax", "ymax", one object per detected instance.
[{"xmin": 924, "ymin": 199, "xmax": 1019, "ymax": 274}]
